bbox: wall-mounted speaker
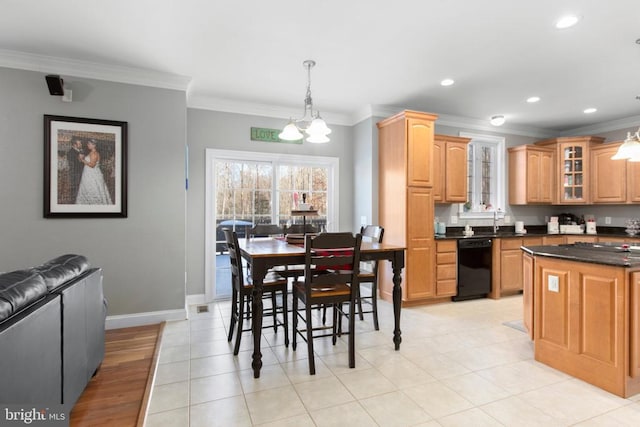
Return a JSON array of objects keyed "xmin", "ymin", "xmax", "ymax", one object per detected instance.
[{"xmin": 45, "ymin": 75, "xmax": 64, "ymax": 96}]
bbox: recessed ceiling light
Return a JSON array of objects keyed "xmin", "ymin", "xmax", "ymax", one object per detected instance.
[
  {"xmin": 526, "ymin": 96, "xmax": 541, "ymax": 103},
  {"xmin": 490, "ymin": 115, "xmax": 506, "ymax": 126},
  {"xmin": 440, "ymin": 78, "xmax": 455, "ymax": 87},
  {"xmin": 556, "ymin": 14, "xmax": 579, "ymax": 29},
  {"xmin": 584, "ymin": 108, "xmax": 597, "ymax": 114}
]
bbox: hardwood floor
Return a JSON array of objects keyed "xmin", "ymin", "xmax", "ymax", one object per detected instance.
[{"xmin": 70, "ymin": 323, "xmax": 164, "ymax": 427}]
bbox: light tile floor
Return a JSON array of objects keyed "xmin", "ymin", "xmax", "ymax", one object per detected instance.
[{"xmin": 146, "ymin": 295, "xmax": 640, "ymax": 426}]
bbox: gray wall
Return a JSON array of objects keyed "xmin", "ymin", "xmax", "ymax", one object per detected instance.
[
  {"xmin": 185, "ymin": 108, "xmax": 355, "ymax": 296},
  {"xmin": 352, "ymin": 117, "xmax": 374, "ymax": 229},
  {"xmin": 0, "ymin": 67, "xmax": 187, "ymax": 315}
]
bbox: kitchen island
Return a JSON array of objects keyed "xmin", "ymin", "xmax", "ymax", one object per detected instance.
[{"xmin": 522, "ymin": 242, "xmax": 640, "ymax": 397}]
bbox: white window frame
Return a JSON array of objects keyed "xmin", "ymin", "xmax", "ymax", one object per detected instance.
[
  {"xmin": 204, "ymin": 149, "xmax": 339, "ymax": 301},
  {"xmin": 458, "ymin": 132, "xmax": 505, "ymax": 219}
]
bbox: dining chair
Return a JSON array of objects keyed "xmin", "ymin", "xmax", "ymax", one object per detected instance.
[
  {"xmin": 247, "ymin": 224, "xmax": 284, "ymax": 238},
  {"xmin": 283, "ymin": 223, "xmax": 319, "ymax": 235},
  {"xmin": 357, "ymin": 225, "xmax": 384, "ymax": 330},
  {"xmin": 223, "ymin": 229, "xmax": 289, "ymax": 355},
  {"xmin": 292, "ymin": 232, "xmax": 362, "ymax": 375}
]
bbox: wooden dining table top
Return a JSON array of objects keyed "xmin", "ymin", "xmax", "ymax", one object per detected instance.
[{"xmin": 238, "ymin": 237, "xmax": 405, "ymax": 258}]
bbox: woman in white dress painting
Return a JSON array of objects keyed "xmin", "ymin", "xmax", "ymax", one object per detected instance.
[{"xmin": 75, "ymin": 139, "xmax": 113, "ymax": 205}]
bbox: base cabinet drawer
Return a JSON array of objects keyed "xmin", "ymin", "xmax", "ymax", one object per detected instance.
[
  {"xmin": 435, "ymin": 240, "xmax": 457, "ymax": 297},
  {"xmin": 436, "ymin": 279, "xmax": 457, "ymax": 297}
]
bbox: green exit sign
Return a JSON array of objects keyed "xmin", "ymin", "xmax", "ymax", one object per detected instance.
[{"xmin": 250, "ymin": 127, "xmax": 302, "ymax": 144}]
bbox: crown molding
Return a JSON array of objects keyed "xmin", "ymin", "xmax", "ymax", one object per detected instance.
[
  {"xmin": 365, "ymin": 104, "xmax": 556, "ymax": 139},
  {"xmin": 187, "ymin": 94, "xmax": 354, "ymax": 126},
  {"xmin": 560, "ymin": 114, "xmax": 640, "ymax": 136},
  {"xmin": 0, "ymin": 48, "xmax": 191, "ymax": 91}
]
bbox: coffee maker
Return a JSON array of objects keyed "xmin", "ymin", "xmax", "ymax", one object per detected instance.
[{"xmin": 559, "ymin": 213, "xmax": 579, "ymax": 225}]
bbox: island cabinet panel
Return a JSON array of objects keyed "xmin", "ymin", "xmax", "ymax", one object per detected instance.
[
  {"xmin": 631, "ymin": 272, "xmax": 640, "ymax": 379},
  {"xmin": 577, "ymin": 273, "xmax": 619, "ymax": 364},
  {"xmin": 533, "ymin": 256, "xmax": 635, "ymax": 397},
  {"xmin": 537, "ymin": 266, "xmax": 570, "ymax": 348},
  {"xmin": 523, "ymin": 252, "xmax": 534, "ymax": 340}
]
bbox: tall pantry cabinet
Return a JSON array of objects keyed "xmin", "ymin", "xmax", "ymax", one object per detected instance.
[{"xmin": 377, "ymin": 110, "xmax": 438, "ymax": 305}]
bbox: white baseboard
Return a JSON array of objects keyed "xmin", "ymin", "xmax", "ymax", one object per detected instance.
[
  {"xmin": 186, "ymin": 293, "xmax": 207, "ymax": 306},
  {"xmin": 105, "ymin": 308, "xmax": 187, "ymax": 330}
]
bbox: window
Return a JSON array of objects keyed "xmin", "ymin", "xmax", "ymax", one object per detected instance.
[
  {"xmin": 205, "ymin": 149, "xmax": 339, "ymax": 300},
  {"xmin": 213, "ymin": 161, "xmax": 330, "ymax": 228},
  {"xmin": 459, "ymin": 132, "xmax": 505, "ymax": 219}
]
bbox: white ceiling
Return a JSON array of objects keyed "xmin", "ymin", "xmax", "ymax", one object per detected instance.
[{"xmin": 2, "ymin": 0, "xmax": 640, "ymax": 134}]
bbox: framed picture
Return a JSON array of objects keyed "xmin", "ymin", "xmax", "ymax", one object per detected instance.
[{"xmin": 44, "ymin": 115, "xmax": 128, "ymax": 218}]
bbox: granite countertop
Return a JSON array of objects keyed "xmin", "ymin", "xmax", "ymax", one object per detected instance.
[
  {"xmin": 434, "ymin": 225, "xmax": 634, "ymax": 241},
  {"xmin": 522, "ymin": 242, "xmax": 640, "ymax": 267}
]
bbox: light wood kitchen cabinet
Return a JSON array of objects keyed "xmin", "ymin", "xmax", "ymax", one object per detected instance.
[
  {"xmin": 535, "ymin": 136, "xmax": 605, "ymax": 204},
  {"xmin": 491, "ymin": 236, "xmax": 542, "ymax": 299},
  {"xmin": 377, "ymin": 110, "xmax": 439, "ymax": 304},
  {"xmin": 590, "ymin": 140, "xmax": 640, "ymax": 204},
  {"xmin": 591, "ymin": 142, "xmax": 627, "ymax": 203},
  {"xmin": 433, "ymin": 134, "xmax": 471, "ymax": 203},
  {"xmin": 629, "ymin": 161, "xmax": 640, "ymax": 202},
  {"xmin": 542, "ymin": 235, "xmax": 565, "ymax": 245},
  {"xmin": 407, "ymin": 117, "xmax": 435, "ymax": 187},
  {"xmin": 508, "ymin": 145, "xmax": 555, "ymax": 204},
  {"xmin": 435, "ymin": 240, "xmax": 457, "ymax": 297},
  {"xmin": 565, "ymin": 235, "xmax": 597, "ymax": 244}
]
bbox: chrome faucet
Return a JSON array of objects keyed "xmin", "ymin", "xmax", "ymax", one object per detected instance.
[{"xmin": 493, "ymin": 210, "xmax": 500, "ymax": 233}]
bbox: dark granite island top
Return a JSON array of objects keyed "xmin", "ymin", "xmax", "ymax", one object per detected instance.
[{"xmin": 522, "ymin": 242, "xmax": 640, "ymax": 267}]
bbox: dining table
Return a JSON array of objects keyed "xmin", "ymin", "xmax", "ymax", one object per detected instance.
[{"xmin": 238, "ymin": 236, "xmax": 406, "ymax": 378}]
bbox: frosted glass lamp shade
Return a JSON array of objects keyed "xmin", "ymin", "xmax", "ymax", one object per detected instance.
[{"xmin": 279, "ymin": 122, "xmax": 304, "ymax": 141}]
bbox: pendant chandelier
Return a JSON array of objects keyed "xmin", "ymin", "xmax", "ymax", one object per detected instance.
[
  {"xmin": 279, "ymin": 60, "xmax": 331, "ymax": 143},
  {"xmin": 611, "ymin": 127, "xmax": 640, "ymax": 161}
]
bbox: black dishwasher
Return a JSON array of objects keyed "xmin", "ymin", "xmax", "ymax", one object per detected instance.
[{"xmin": 453, "ymin": 238, "xmax": 492, "ymax": 301}]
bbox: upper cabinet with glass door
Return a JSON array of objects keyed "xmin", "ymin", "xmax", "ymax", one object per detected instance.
[{"xmin": 535, "ymin": 136, "xmax": 604, "ymax": 204}]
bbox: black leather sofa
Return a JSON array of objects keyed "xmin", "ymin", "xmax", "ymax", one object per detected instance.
[{"xmin": 0, "ymin": 255, "xmax": 107, "ymax": 408}]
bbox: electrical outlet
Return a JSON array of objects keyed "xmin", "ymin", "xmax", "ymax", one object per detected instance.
[
  {"xmin": 450, "ymin": 216, "xmax": 458, "ymax": 224},
  {"xmin": 504, "ymin": 215, "xmax": 511, "ymax": 224},
  {"xmin": 605, "ymin": 216, "xmax": 612, "ymax": 225},
  {"xmin": 360, "ymin": 216, "xmax": 367, "ymax": 226},
  {"xmin": 548, "ymin": 275, "xmax": 559, "ymax": 293},
  {"xmin": 545, "ymin": 216, "xmax": 549, "ymax": 223}
]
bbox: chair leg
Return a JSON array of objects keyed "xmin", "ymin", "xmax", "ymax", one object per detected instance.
[
  {"xmin": 292, "ymin": 291, "xmax": 298, "ymax": 351},
  {"xmin": 271, "ymin": 292, "xmax": 278, "ymax": 333},
  {"xmin": 234, "ymin": 294, "xmax": 245, "ymax": 355},
  {"xmin": 348, "ymin": 299, "xmax": 356, "ymax": 368},
  {"xmin": 282, "ymin": 289, "xmax": 289, "ymax": 347},
  {"xmin": 305, "ymin": 303, "xmax": 316, "ymax": 375},
  {"xmin": 371, "ymin": 281, "xmax": 379, "ymax": 331},
  {"xmin": 332, "ymin": 303, "xmax": 338, "ymax": 345},
  {"xmin": 227, "ymin": 287, "xmax": 237, "ymax": 342},
  {"xmin": 356, "ymin": 284, "xmax": 365, "ymax": 321},
  {"xmin": 321, "ymin": 305, "xmax": 327, "ymax": 325}
]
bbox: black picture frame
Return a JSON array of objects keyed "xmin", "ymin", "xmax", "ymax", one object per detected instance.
[{"xmin": 44, "ymin": 115, "xmax": 128, "ymax": 218}]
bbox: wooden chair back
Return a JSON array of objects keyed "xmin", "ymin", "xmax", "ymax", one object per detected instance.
[
  {"xmin": 223, "ymin": 228, "xmax": 245, "ymax": 289},
  {"xmin": 301, "ymin": 232, "xmax": 362, "ymax": 300}
]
